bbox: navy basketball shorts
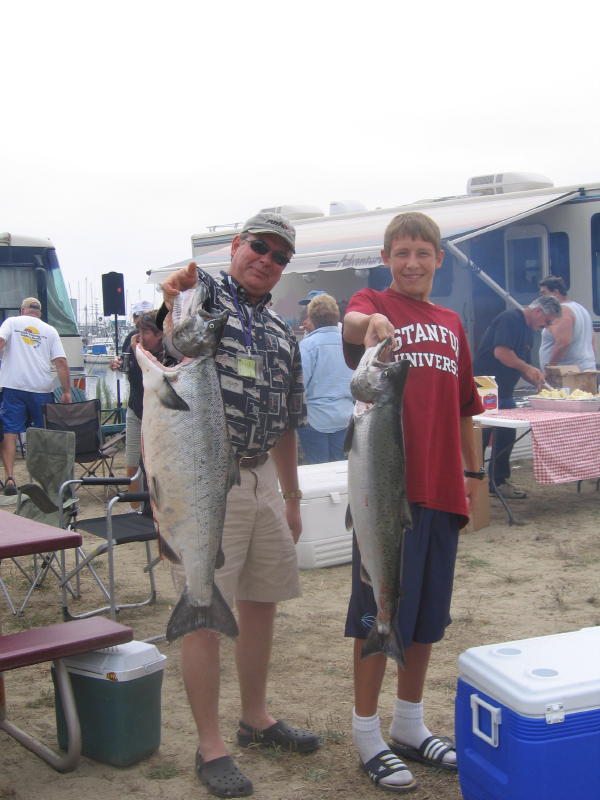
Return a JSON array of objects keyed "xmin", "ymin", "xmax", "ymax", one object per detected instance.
[{"xmin": 345, "ymin": 505, "xmax": 460, "ymax": 647}]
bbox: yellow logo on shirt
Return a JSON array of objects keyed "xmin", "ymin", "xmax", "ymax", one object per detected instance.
[{"xmin": 20, "ymin": 326, "xmax": 43, "ymax": 347}]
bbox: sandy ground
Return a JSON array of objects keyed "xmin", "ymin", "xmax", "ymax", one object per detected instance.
[{"xmin": 2, "ymin": 452, "xmax": 600, "ymax": 800}]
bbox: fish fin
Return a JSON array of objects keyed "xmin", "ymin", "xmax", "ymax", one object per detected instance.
[
  {"xmin": 157, "ymin": 376, "xmax": 190, "ymax": 410},
  {"xmin": 166, "ymin": 584, "xmax": 238, "ymax": 642},
  {"xmin": 215, "ymin": 546, "xmax": 225, "ymax": 569},
  {"xmin": 345, "ymin": 505, "xmax": 353, "ymax": 531},
  {"xmin": 360, "ymin": 564, "xmax": 372, "ymax": 586},
  {"xmin": 158, "ymin": 535, "xmax": 181, "ymax": 564},
  {"xmin": 361, "ymin": 624, "xmax": 405, "ymax": 667},
  {"xmin": 343, "ymin": 417, "xmax": 354, "ymax": 454}
]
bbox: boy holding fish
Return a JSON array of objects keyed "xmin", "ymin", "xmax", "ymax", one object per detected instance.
[{"xmin": 343, "ymin": 212, "xmax": 484, "ymax": 791}]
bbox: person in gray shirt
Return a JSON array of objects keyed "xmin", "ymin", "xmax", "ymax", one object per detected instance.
[{"xmin": 538, "ymin": 276, "xmax": 596, "ymax": 372}]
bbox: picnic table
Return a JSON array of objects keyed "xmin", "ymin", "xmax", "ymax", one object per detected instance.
[{"xmin": 0, "ymin": 512, "xmax": 132, "ymax": 771}]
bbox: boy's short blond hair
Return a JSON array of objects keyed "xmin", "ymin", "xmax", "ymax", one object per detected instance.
[
  {"xmin": 307, "ymin": 293, "xmax": 340, "ymax": 328},
  {"xmin": 383, "ymin": 211, "xmax": 442, "ymax": 255}
]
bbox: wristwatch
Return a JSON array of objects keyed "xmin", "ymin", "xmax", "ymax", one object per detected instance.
[{"xmin": 464, "ymin": 468, "xmax": 486, "ymax": 480}]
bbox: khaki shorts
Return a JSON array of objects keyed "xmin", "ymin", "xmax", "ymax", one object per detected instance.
[{"xmin": 170, "ymin": 455, "xmax": 300, "ymax": 608}]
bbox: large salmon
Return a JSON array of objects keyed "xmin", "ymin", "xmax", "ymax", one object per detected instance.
[
  {"xmin": 136, "ymin": 286, "xmax": 239, "ymax": 642},
  {"xmin": 345, "ymin": 337, "xmax": 412, "ymax": 665}
]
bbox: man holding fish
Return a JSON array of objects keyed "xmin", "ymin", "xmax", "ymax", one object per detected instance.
[
  {"xmin": 343, "ymin": 212, "xmax": 484, "ymax": 792},
  {"xmin": 153, "ymin": 213, "xmax": 318, "ymax": 798}
]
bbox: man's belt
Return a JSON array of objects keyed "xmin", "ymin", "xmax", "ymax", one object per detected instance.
[{"xmin": 239, "ymin": 452, "xmax": 269, "ymax": 469}]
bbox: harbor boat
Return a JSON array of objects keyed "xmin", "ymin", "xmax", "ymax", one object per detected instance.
[{"xmin": 83, "ymin": 337, "xmax": 116, "ymax": 364}]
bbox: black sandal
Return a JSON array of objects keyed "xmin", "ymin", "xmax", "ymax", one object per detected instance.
[
  {"xmin": 389, "ymin": 735, "xmax": 457, "ymax": 771},
  {"xmin": 361, "ymin": 750, "xmax": 418, "ymax": 792},
  {"xmin": 237, "ymin": 719, "xmax": 320, "ymax": 753},
  {"xmin": 195, "ymin": 752, "xmax": 253, "ymax": 798},
  {"xmin": 3, "ymin": 477, "xmax": 17, "ymax": 496}
]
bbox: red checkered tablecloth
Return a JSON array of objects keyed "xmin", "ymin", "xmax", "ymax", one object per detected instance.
[{"xmin": 481, "ymin": 408, "xmax": 600, "ymax": 484}]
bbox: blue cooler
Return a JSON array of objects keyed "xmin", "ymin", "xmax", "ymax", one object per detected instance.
[{"xmin": 456, "ymin": 627, "xmax": 600, "ymax": 800}]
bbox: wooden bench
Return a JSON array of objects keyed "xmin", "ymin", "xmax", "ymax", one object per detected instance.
[{"xmin": 0, "ymin": 616, "xmax": 132, "ymax": 772}]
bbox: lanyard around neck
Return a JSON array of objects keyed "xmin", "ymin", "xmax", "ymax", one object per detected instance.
[{"xmin": 227, "ymin": 276, "xmax": 253, "ymax": 352}]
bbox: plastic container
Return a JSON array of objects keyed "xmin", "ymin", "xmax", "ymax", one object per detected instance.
[
  {"xmin": 52, "ymin": 640, "xmax": 167, "ymax": 766},
  {"xmin": 528, "ymin": 396, "xmax": 600, "ymax": 412},
  {"xmin": 456, "ymin": 627, "xmax": 600, "ymax": 800},
  {"xmin": 294, "ymin": 460, "xmax": 350, "ymax": 569}
]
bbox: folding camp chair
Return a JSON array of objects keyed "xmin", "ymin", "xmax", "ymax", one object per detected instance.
[
  {"xmin": 42, "ymin": 398, "xmax": 123, "ymax": 481},
  {"xmin": 0, "ymin": 428, "xmax": 79, "ymax": 615},
  {"xmin": 59, "ymin": 466, "xmax": 159, "ymax": 620}
]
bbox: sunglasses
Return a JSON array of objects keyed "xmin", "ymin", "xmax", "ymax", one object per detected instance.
[{"xmin": 246, "ymin": 238, "xmax": 291, "ymax": 267}]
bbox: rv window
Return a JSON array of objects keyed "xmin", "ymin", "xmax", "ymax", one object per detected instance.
[
  {"xmin": 548, "ymin": 232, "xmax": 570, "ymax": 288},
  {"xmin": 508, "ymin": 237, "xmax": 543, "ymax": 295},
  {"xmin": 591, "ymin": 214, "xmax": 600, "ymax": 316}
]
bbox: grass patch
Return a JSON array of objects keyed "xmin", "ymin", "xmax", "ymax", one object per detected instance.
[
  {"xmin": 306, "ymin": 767, "xmax": 329, "ymax": 783},
  {"xmin": 146, "ymin": 763, "xmax": 179, "ymax": 780},
  {"xmin": 27, "ymin": 687, "xmax": 56, "ymax": 709},
  {"xmin": 461, "ymin": 557, "xmax": 490, "ymax": 569}
]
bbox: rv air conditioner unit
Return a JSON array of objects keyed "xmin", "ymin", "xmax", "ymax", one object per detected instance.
[
  {"xmin": 467, "ymin": 172, "xmax": 553, "ymax": 196},
  {"xmin": 260, "ymin": 204, "xmax": 325, "ymax": 221},
  {"xmin": 329, "ymin": 200, "xmax": 368, "ymax": 215}
]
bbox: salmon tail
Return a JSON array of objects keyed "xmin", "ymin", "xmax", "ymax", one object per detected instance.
[
  {"xmin": 166, "ymin": 584, "xmax": 239, "ymax": 642},
  {"xmin": 361, "ymin": 624, "xmax": 405, "ymax": 667}
]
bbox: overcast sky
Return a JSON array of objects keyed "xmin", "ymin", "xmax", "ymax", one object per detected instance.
[{"xmin": 3, "ymin": 0, "xmax": 598, "ymax": 318}]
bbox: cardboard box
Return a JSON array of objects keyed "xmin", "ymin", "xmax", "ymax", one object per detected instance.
[
  {"xmin": 545, "ymin": 366, "xmax": 599, "ymax": 394},
  {"xmin": 464, "ymin": 424, "xmax": 490, "ymax": 533},
  {"xmin": 475, "ymin": 376, "xmax": 498, "ymax": 411},
  {"xmin": 52, "ymin": 640, "xmax": 166, "ymax": 766},
  {"xmin": 456, "ymin": 626, "xmax": 600, "ymax": 800}
]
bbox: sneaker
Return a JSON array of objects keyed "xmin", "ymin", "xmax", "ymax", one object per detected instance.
[{"xmin": 492, "ymin": 480, "xmax": 527, "ymax": 500}]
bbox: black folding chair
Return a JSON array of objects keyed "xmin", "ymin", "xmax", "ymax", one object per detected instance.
[
  {"xmin": 58, "ymin": 467, "xmax": 159, "ymax": 620},
  {"xmin": 42, "ymin": 399, "xmax": 123, "ymax": 481}
]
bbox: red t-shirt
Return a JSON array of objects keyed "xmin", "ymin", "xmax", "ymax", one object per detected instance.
[{"xmin": 344, "ymin": 288, "xmax": 483, "ymax": 522}]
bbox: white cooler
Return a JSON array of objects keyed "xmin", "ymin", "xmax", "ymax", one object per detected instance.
[{"xmin": 294, "ymin": 460, "xmax": 351, "ymax": 569}]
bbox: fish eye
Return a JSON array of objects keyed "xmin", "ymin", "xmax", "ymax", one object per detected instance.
[{"xmin": 208, "ymin": 322, "xmax": 215, "ymax": 329}]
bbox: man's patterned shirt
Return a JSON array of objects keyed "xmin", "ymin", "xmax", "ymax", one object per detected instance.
[{"xmin": 196, "ymin": 269, "xmax": 306, "ymax": 455}]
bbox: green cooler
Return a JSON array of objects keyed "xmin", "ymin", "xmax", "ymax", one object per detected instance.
[{"xmin": 52, "ymin": 639, "xmax": 167, "ymax": 766}]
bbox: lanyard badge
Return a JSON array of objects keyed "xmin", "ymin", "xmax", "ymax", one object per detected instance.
[{"xmin": 228, "ymin": 277, "xmax": 264, "ymax": 380}]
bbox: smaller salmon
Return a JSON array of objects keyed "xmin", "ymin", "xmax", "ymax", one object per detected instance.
[{"xmin": 345, "ymin": 338, "xmax": 412, "ymax": 665}]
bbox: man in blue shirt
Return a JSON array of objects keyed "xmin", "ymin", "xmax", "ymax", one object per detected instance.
[{"xmin": 299, "ymin": 293, "xmax": 354, "ymax": 463}]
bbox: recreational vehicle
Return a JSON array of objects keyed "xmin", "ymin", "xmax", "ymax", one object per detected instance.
[
  {"xmin": 0, "ymin": 233, "xmax": 84, "ymax": 377},
  {"xmin": 148, "ymin": 173, "xmax": 600, "ymax": 361}
]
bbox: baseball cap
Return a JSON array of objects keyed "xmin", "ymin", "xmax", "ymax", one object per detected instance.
[
  {"xmin": 241, "ymin": 212, "xmax": 296, "ymax": 252},
  {"xmin": 299, "ymin": 290, "xmax": 326, "ymax": 306},
  {"xmin": 21, "ymin": 297, "xmax": 42, "ymax": 310},
  {"xmin": 132, "ymin": 300, "xmax": 154, "ymax": 316}
]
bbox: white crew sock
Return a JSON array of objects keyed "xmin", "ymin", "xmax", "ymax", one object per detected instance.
[
  {"xmin": 353, "ymin": 709, "xmax": 414, "ymax": 788},
  {"xmin": 389, "ymin": 698, "xmax": 456, "ymax": 766}
]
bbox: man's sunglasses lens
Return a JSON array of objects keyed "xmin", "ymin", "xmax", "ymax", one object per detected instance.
[{"xmin": 248, "ymin": 239, "xmax": 289, "ymax": 267}]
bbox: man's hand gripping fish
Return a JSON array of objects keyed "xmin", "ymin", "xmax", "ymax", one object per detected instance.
[
  {"xmin": 136, "ymin": 286, "xmax": 240, "ymax": 642},
  {"xmin": 345, "ymin": 337, "xmax": 412, "ymax": 666}
]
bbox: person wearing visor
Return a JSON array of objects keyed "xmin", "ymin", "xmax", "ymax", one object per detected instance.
[
  {"xmin": 158, "ymin": 212, "xmax": 318, "ymax": 798},
  {"xmin": 0, "ymin": 297, "xmax": 72, "ymax": 495}
]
